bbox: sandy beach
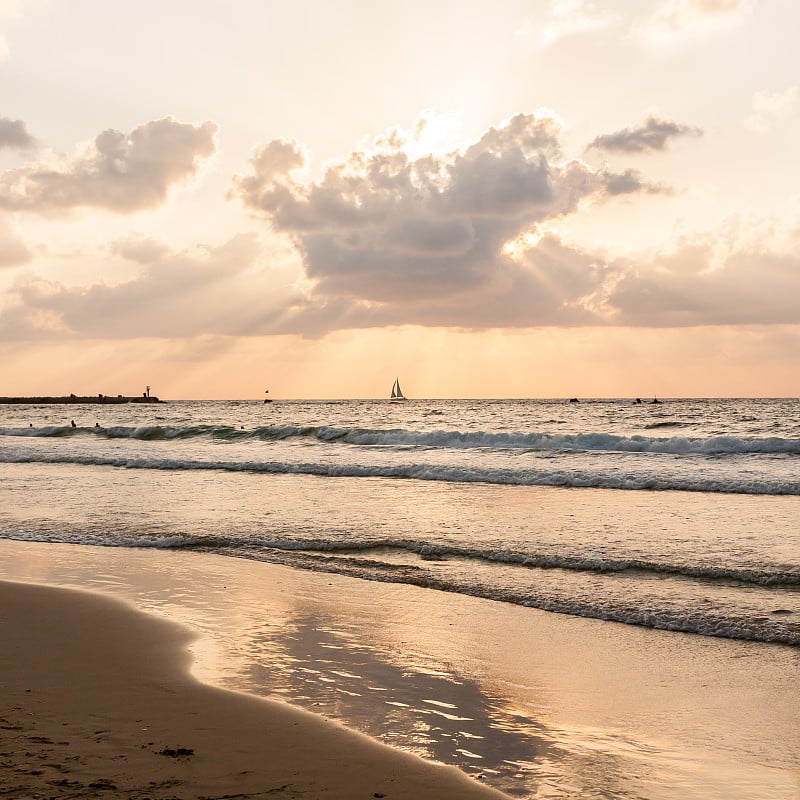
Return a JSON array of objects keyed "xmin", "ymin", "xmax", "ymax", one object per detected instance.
[
  {"xmin": 1, "ymin": 540, "xmax": 798, "ymax": 800},
  {"xmin": 0, "ymin": 578, "xmax": 507, "ymax": 800}
]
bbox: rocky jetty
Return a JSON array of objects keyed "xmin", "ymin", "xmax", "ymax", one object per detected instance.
[{"xmin": 0, "ymin": 393, "xmax": 162, "ymax": 404}]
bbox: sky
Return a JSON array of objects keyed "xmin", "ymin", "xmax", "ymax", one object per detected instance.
[{"xmin": 0, "ymin": 0, "xmax": 798, "ymax": 399}]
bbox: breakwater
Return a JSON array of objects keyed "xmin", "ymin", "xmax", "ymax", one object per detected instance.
[{"xmin": 0, "ymin": 394, "xmax": 162, "ymax": 404}]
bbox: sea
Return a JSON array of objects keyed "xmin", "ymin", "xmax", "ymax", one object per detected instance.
[
  {"xmin": 1, "ymin": 397, "xmax": 799, "ymax": 797},
  {"xmin": 1, "ymin": 397, "xmax": 798, "ymax": 647}
]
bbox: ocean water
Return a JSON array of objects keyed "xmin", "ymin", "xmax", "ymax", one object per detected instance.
[
  {"xmin": 1, "ymin": 397, "xmax": 798, "ymax": 647},
  {"xmin": 2, "ymin": 396, "xmax": 799, "ymax": 799}
]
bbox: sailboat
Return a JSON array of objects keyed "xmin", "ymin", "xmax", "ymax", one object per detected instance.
[{"xmin": 390, "ymin": 378, "xmax": 406, "ymax": 401}]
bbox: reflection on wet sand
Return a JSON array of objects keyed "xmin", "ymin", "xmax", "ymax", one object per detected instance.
[
  {"xmin": 1, "ymin": 540, "xmax": 797, "ymax": 800},
  {"xmin": 236, "ymin": 612, "xmax": 553, "ymax": 795}
]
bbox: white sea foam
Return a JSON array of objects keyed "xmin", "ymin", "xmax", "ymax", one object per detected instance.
[
  {"xmin": 2, "ymin": 398, "xmax": 798, "ymax": 648},
  {"xmin": 0, "ymin": 449, "xmax": 797, "ymax": 495},
  {"xmin": 3, "ymin": 423, "xmax": 800, "ymax": 455}
]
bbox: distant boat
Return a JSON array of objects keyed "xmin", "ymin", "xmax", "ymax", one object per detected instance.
[
  {"xmin": 264, "ymin": 389, "xmax": 273, "ymax": 404},
  {"xmin": 390, "ymin": 378, "xmax": 406, "ymax": 401}
]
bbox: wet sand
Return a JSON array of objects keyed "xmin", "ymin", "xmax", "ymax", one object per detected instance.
[
  {"xmin": 1, "ymin": 540, "xmax": 798, "ymax": 800},
  {"xmin": 0, "ymin": 579, "xmax": 505, "ymax": 800}
]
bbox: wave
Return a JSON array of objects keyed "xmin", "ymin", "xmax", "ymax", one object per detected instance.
[
  {"xmin": 174, "ymin": 543, "xmax": 800, "ymax": 646},
  {"xmin": 1, "ymin": 450, "xmax": 798, "ymax": 495},
  {"xmin": 3, "ymin": 530, "xmax": 796, "ymax": 646},
  {"xmin": 126, "ymin": 535, "xmax": 800, "ymax": 588},
  {"xmin": 3, "ymin": 423, "xmax": 800, "ymax": 456},
  {"xmin": 280, "ymin": 539, "xmax": 800, "ymax": 587}
]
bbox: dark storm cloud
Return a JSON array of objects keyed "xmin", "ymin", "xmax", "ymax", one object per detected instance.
[
  {"xmin": 0, "ymin": 118, "xmax": 37, "ymax": 150},
  {"xmin": 590, "ymin": 115, "xmax": 703, "ymax": 154},
  {"xmin": 0, "ymin": 117, "xmax": 217, "ymax": 214}
]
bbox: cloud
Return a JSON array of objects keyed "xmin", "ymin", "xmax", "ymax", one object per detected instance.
[
  {"xmin": 536, "ymin": 0, "xmax": 616, "ymax": 45},
  {"xmin": 635, "ymin": 0, "xmax": 756, "ymax": 41},
  {"xmin": 679, "ymin": 0, "xmax": 756, "ymax": 16},
  {"xmin": 110, "ymin": 234, "xmax": 172, "ymax": 264},
  {"xmin": 5, "ymin": 110, "xmax": 794, "ymax": 342},
  {"xmin": 590, "ymin": 115, "xmax": 703, "ymax": 153},
  {"xmin": 0, "ymin": 117, "xmax": 217, "ymax": 214},
  {"xmin": 3, "ymin": 224, "xmax": 799, "ymax": 340},
  {"xmin": 0, "ymin": 118, "xmax": 36, "ymax": 150},
  {"xmin": 676, "ymin": 0, "xmax": 756, "ymax": 17},
  {"xmin": 0, "ymin": 1, "xmax": 27, "ymax": 63},
  {"xmin": 0, "ymin": 213, "xmax": 31, "ymax": 268},
  {"xmin": 231, "ymin": 112, "xmax": 659, "ymax": 308},
  {"xmin": 745, "ymin": 87, "xmax": 799, "ymax": 133},
  {"xmin": 601, "ymin": 168, "xmax": 670, "ymax": 195},
  {"xmin": 522, "ymin": 0, "xmax": 756, "ymax": 47},
  {"xmin": 607, "ymin": 238, "xmax": 800, "ymax": 326},
  {"xmin": 276, "ymin": 224, "xmax": 800, "ymax": 334},
  {"xmin": 0, "ymin": 234, "xmax": 306, "ymax": 341}
]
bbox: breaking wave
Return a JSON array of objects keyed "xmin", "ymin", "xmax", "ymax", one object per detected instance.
[
  {"xmin": 1, "ymin": 449, "xmax": 799, "ymax": 494},
  {"xmin": 117, "ymin": 535, "xmax": 800, "ymax": 588},
  {"xmin": 2, "ymin": 529, "xmax": 797, "ymax": 646},
  {"xmin": 3, "ymin": 423, "xmax": 800, "ymax": 456}
]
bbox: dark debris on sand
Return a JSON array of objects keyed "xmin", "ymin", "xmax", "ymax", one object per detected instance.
[{"xmin": 157, "ymin": 746, "xmax": 195, "ymax": 758}]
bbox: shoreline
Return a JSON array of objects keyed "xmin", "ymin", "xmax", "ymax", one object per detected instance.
[
  {"xmin": 1, "ymin": 540, "xmax": 798, "ymax": 799},
  {"xmin": 0, "ymin": 578, "xmax": 505, "ymax": 800}
]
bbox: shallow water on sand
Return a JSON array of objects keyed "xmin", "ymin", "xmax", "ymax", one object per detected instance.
[{"xmin": 2, "ymin": 541, "xmax": 798, "ymax": 800}]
